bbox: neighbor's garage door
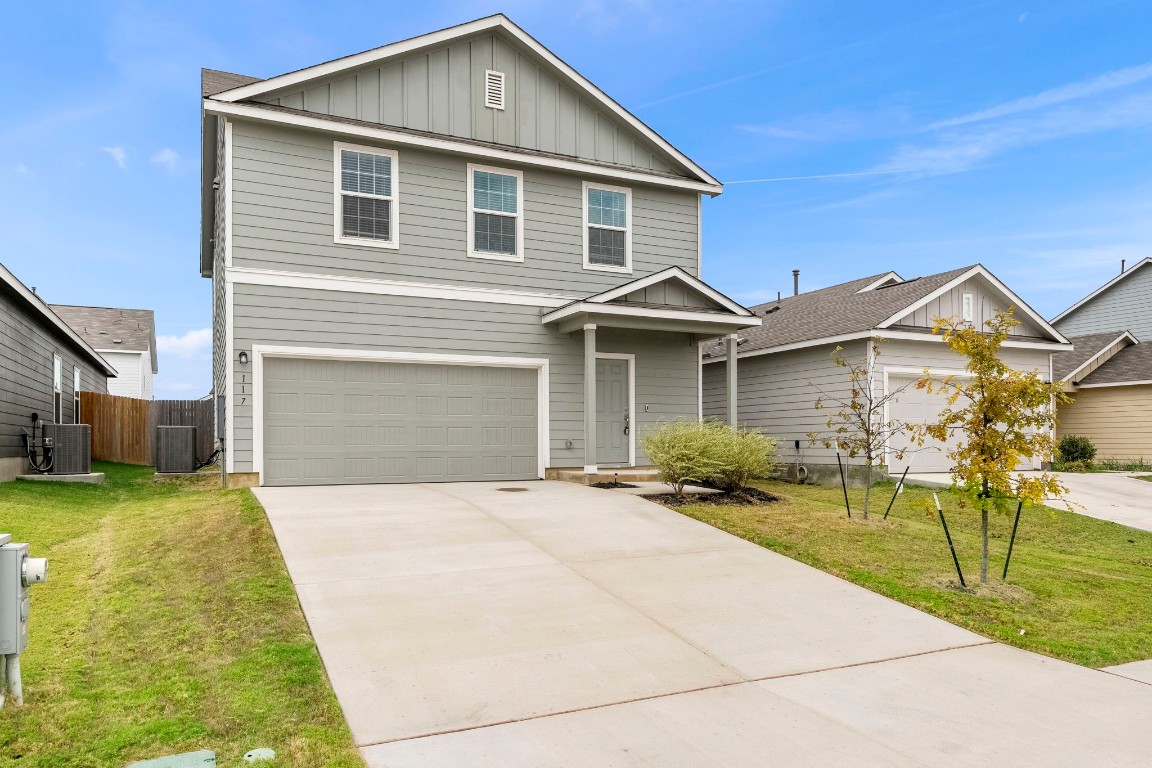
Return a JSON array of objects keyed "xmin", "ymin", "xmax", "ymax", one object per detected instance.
[
  {"xmin": 886, "ymin": 374, "xmax": 960, "ymax": 474},
  {"xmin": 262, "ymin": 357, "xmax": 538, "ymax": 486}
]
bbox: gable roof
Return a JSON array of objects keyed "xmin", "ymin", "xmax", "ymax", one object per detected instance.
[
  {"xmin": 705, "ymin": 264, "xmax": 1068, "ymax": 360},
  {"xmin": 1052, "ymin": 257, "xmax": 1152, "ymax": 324},
  {"xmin": 0, "ymin": 263, "xmax": 117, "ymax": 377},
  {"xmin": 50, "ymin": 305, "xmax": 158, "ymax": 374},
  {"xmin": 1078, "ymin": 341, "xmax": 1152, "ymax": 387},
  {"xmin": 202, "ymin": 68, "xmax": 262, "ymax": 97},
  {"xmin": 203, "ymin": 14, "xmax": 719, "ymax": 190},
  {"xmin": 584, "ymin": 267, "xmax": 753, "ymax": 316},
  {"xmin": 1051, "ymin": 331, "xmax": 1136, "ymax": 382}
]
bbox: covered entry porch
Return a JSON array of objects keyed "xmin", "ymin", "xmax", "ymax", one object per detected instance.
[{"xmin": 541, "ymin": 267, "xmax": 761, "ymax": 475}]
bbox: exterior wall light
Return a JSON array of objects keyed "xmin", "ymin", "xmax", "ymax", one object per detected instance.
[{"xmin": 238, "ymin": 351, "xmax": 249, "ymax": 365}]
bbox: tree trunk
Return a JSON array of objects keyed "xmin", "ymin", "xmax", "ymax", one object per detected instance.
[
  {"xmin": 862, "ymin": 464, "xmax": 873, "ymax": 519},
  {"xmin": 981, "ymin": 478, "xmax": 990, "ymax": 584}
]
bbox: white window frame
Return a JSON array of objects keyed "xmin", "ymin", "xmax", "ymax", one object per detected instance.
[
  {"xmin": 466, "ymin": 163, "xmax": 524, "ymax": 262},
  {"xmin": 73, "ymin": 366, "xmax": 81, "ymax": 424},
  {"xmin": 582, "ymin": 181, "xmax": 632, "ymax": 274},
  {"xmin": 962, "ymin": 292, "xmax": 974, "ymax": 322},
  {"xmin": 333, "ymin": 141, "xmax": 400, "ymax": 250},
  {"xmin": 52, "ymin": 354, "xmax": 63, "ymax": 423}
]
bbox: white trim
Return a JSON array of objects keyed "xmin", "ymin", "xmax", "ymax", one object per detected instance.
[
  {"xmin": 224, "ymin": 281, "xmax": 235, "ymax": 473},
  {"xmin": 483, "ymin": 69, "xmax": 506, "ymax": 110},
  {"xmin": 1052, "ymin": 257, "xmax": 1152, "ymax": 322},
  {"xmin": 72, "ymin": 366, "xmax": 81, "ymax": 424},
  {"xmin": 961, "ymin": 293, "xmax": 974, "ymax": 323},
  {"xmin": 203, "ymin": 101, "xmax": 721, "ymax": 195},
  {"xmin": 249, "ymin": 345, "xmax": 551, "ymax": 485},
  {"xmin": 875, "ymin": 264, "xmax": 1069, "ymax": 345},
  {"xmin": 225, "ymin": 266, "xmax": 578, "ymax": 307},
  {"xmin": 697, "ymin": 344, "xmax": 703, "ymax": 420},
  {"xmin": 1077, "ymin": 379, "xmax": 1152, "ymax": 389},
  {"xmin": 542, "ymin": 301, "xmax": 763, "ymax": 327},
  {"xmin": 856, "ymin": 272, "xmax": 903, "ymax": 293},
  {"xmin": 879, "ymin": 329, "xmax": 1069, "ymax": 350},
  {"xmin": 582, "ymin": 181, "xmax": 632, "ymax": 274},
  {"xmin": 206, "ymin": 15, "xmax": 720, "ymax": 189},
  {"xmin": 224, "ymin": 119, "xmax": 233, "ymax": 269},
  {"xmin": 595, "ymin": 352, "xmax": 636, "ymax": 467},
  {"xmin": 467, "ymin": 163, "xmax": 524, "ymax": 262},
  {"xmin": 585, "ymin": 266, "xmax": 753, "ymax": 316},
  {"xmin": 333, "ymin": 141, "xmax": 400, "ymax": 249},
  {"xmin": 696, "ymin": 194, "xmax": 703, "ymax": 278},
  {"xmin": 1060, "ymin": 331, "xmax": 1138, "ymax": 383},
  {"xmin": 52, "ymin": 354, "xmax": 63, "ymax": 423}
]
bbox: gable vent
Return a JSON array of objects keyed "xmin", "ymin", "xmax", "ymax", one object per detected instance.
[{"xmin": 484, "ymin": 70, "xmax": 506, "ymax": 110}]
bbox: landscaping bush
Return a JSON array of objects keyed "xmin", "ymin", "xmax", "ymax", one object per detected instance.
[
  {"xmin": 642, "ymin": 419, "xmax": 778, "ymax": 496},
  {"xmin": 1058, "ymin": 435, "xmax": 1097, "ymax": 465}
]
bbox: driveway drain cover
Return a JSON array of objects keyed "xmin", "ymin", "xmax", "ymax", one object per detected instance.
[{"xmin": 496, "ymin": 487, "xmax": 529, "ymax": 492}]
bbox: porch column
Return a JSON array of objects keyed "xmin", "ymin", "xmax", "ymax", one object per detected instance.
[
  {"xmin": 725, "ymin": 333, "xmax": 739, "ymax": 426},
  {"xmin": 584, "ymin": 324, "xmax": 597, "ymax": 473}
]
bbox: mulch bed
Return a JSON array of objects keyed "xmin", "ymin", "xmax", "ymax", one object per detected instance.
[
  {"xmin": 590, "ymin": 481, "xmax": 640, "ymax": 489},
  {"xmin": 647, "ymin": 486, "xmax": 780, "ymax": 506}
]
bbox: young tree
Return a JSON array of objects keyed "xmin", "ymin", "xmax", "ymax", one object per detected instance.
[
  {"xmin": 910, "ymin": 308, "xmax": 1069, "ymax": 583},
  {"xmin": 808, "ymin": 338, "xmax": 917, "ymax": 518}
]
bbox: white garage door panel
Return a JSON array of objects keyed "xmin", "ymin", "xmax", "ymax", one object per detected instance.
[
  {"xmin": 263, "ymin": 358, "xmax": 539, "ymax": 486},
  {"xmin": 887, "ymin": 374, "xmax": 960, "ymax": 474}
]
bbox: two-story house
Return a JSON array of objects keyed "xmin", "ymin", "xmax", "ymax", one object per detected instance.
[
  {"xmin": 202, "ymin": 15, "xmax": 760, "ymax": 488},
  {"xmin": 50, "ymin": 305, "xmax": 157, "ymax": 400}
]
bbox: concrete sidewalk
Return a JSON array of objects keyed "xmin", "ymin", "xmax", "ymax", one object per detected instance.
[{"xmin": 256, "ymin": 481, "xmax": 1152, "ymax": 767}]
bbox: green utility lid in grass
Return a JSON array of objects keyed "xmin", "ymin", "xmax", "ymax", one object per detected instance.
[{"xmin": 126, "ymin": 750, "xmax": 215, "ymax": 767}]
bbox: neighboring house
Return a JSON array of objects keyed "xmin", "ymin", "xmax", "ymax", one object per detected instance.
[
  {"xmin": 1052, "ymin": 258, "xmax": 1152, "ymax": 341},
  {"xmin": 201, "ymin": 15, "xmax": 760, "ymax": 487},
  {"xmin": 0, "ymin": 263, "xmax": 115, "ymax": 481},
  {"xmin": 50, "ymin": 305, "xmax": 157, "ymax": 399},
  {"xmin": 1052, "ymin": 334, "xmax": 1152, "ymax": 462},
  {"xmin": 702, "ymin": 265, "xmax": 1071, "ymax": 475}
]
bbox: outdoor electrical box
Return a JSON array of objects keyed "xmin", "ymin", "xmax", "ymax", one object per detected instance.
[{"xmin": 0, "ymin": 536, "xmax": 48, "ymax": 656}]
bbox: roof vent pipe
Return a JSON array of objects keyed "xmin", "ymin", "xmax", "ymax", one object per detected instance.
[
  {"xmin": 792, "ymin": 269, "xmax": 800, "ymax": 296},
  {"xmin": 1121, "ymin": 259, "xmax": 1126, "ymax": 273}
]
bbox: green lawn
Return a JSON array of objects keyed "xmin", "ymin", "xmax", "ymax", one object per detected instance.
[
  {"xmin": 0, "ymin": 463, "xmax": 362, "ymax": 768},
  {"xmin": 673, "ymin": 480, "xmax": 1152, "ymax": 668}
]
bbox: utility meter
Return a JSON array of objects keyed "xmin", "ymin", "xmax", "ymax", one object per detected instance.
[{"xmin": 1, "ymin": 534, "xmax": 48, "ymax": 706}]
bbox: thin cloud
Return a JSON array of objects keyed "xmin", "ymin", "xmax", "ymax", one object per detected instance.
[
  {"xmin": 150, "ymin": 148, "xmax": 180, "ymax": 171},
  {"xmin": 100, "ymin": 146, "xmax": 127, "ymax": 169},
  {"xmin": 157, "ymin": 328, "xmax": 211, "ymax": 358}
]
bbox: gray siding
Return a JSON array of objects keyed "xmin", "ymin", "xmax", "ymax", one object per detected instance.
[
  {"xmin": 890, "ymin": 276, "xmax": 1046, "ymax": 338},
  {"xmin": 1055, "ymin": 263, "xmax": 1152, "ymax": 341},
  {"xmin": 255, "ymin": 33, "xmax": 682, "ymax": 176},
  {"xmin": 703, "ymin": 339, "xmax": 1054, "ymax": 467},
  {"xmin": 229, "ymin": 120, "xmax": 700, "ymax": 294},
  {"xmin": 0, "ymin": 288, "xmax": 108, "ymax": 459},
  {"xmin": 229, "ymin": 282, "xmax": 698, "ymax": 472},
  {"xmin": 613, "ymin": 282, "xmax": 717, "ymax": 309}
]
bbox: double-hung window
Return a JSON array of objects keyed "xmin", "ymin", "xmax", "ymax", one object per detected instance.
[
  {"xmin": 334, "ymin": 142, "xmax": 399, "ymax": 248},
  {"xmin": 52, "ymin": 354, "xmax": 63, "ymax": 423},
  {"xmin": 583, "ymin": 182, "xmax": 632, "ymax": 273},
  {"xmin": 73, "ymin": 367, "xmax": 82, "ymax": 424},
  {"xmin": 467, "ymin": 164, "xmax": 523, "ymax": 261}
]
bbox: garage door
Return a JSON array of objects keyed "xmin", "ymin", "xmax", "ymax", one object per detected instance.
[
  {"xmin": 887, "ymin": 374, "xmax": 960, "ymax": 474},
  {"xmin": 262, "ymin": 357, "xmax": 539, "ymax": 486}
]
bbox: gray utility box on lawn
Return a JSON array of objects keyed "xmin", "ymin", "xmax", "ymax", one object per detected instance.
[
  {"xmin": 157, "ymin": 426, "xmax": 198, "ymax": 473},
  {"xmin": 0, "ymin": 536, "xmax": 48, "ymax": 656},
  {"xmin": 43, "ymin": 423, "xmax": 91, "ymax": 475}
]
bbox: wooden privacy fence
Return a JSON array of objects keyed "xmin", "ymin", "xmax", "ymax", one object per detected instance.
[{"xmin": 80, "ymin": 392, "xmax": 215, "ymax": 466}]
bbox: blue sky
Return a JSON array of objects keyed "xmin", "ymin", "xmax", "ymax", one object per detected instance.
[{"xmin": 3, "ymin": 1, "xmax": 1151, "ymax": 396}]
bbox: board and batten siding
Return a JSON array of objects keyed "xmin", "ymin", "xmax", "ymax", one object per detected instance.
[
  {"xmin": 1055, "ymin": 263, "xmax": 1152, "ymax": 342},
  {"xmin": 890, "ymin": 276, "xmax": 1046, "ymax": 338},
  {"xmin": 227, "ymin": 120, "xmax": 700, "ymax": 294},
  {"xmin": 228, "ymin": 282, "xmax": 699, "ymax": 473},
  {"xmin": 1057, "ymin": 386, "xmax": 1152, "ymax": 460},
  {"xmin": 0, "ymin": 288, "xmax": 108, "ymax": 461},
  {"xmin": 253, "ymin": 33, "xmax": 682, "ymax": 177}
]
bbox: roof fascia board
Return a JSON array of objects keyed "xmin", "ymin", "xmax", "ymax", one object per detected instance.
[
  {"xmin": 1060, "ymin": 331, "xmax": 1138, "ymax": 382},
  {"xmin": 0, "ymin": 263, "xmax": 117, "ymax": 376},
  {"xmin": 207, "ymin": 15, "xmax": 720, "ymax": 188},
  {"xmin": 1077, "ymin": 379, "xmax": 1152, "ymax": 389},
  {"xmin": 541, "ymin": 301, "xmax": 762, "ymax": 327},
  {"xmin": 875, "ymin": 265, "xmax": 1069, "ymax": 344},
  {"xmin": 1052, "ymin": 257, "xmax": 1152, "ymax": 323},
  {"xmin": 203, "ymin": 101, "xmax": 721, "ymax": 194},
  {"xmin": 586, "ymin": 266, "xmax": 752, "ymax": 315}
]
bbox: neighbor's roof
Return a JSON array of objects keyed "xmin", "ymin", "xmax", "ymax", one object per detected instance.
[
  {"xmin": 1053, "ymin": 257, "xmax": 1152, "ymax": 324},
  {"xmin": 1051, "ymin": 331, "xmax": 1136, "ymax": 382},
  {"xmin": 202, "ymin": 68, "xmax": 262, "ymax": 97},
  {"xmin": 1077, "ymin": 341, "xmax": 1152, "ymax": 387},
  {"xmin": 50, "ymin": 305, "xmax": 158, "ymax": 374},
  {"xmin": 0, "ymin": 262, "xmax": 117, "ymax": 377}
]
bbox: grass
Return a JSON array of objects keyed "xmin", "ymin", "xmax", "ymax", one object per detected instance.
[
  {"xmin": 1052, "ymin": 458, "xmax": 1152, "ymax": 472},
  {"xmin": 0, "ymin": 463, "xmax": 362, "ymax": 768},
  {"xmin": 673, "ymin": 480, "xmax": 1152, "ymax": 668},
  {"xmin": 1134, "ymin": 475, "xmax": 1152, "ymax": 483}
]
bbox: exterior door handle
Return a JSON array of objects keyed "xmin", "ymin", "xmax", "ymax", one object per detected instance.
[{"xmin": 624, "ymin": 417, "xmax": 630, "ymax": 435}]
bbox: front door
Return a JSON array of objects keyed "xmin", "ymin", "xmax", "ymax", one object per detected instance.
[{"xmin": 596, "ymin": 357, "xmax": 630, "ymax": 465}]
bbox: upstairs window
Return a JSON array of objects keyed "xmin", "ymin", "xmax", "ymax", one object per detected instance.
[
  {"xmin": 583, "ymin": 182, "xmax": 632, "ymax": 273},
  {"xmin": 334, "ymin": 142, "xmax": 399, "ymax": 249},
  {"xmin": 73, "ymin": 366, "xmax": 82, "ymax": 424},
  {"xmin": 962, "ymin": 293, "xmax": 974, "ymax": 322},
  {"xmin": 52, "ymin": 354, "xmax": 63, "ymax": 423},
  {"xmin": 467, "ymin": 164, "xmax": 523, "ymax": 262}
]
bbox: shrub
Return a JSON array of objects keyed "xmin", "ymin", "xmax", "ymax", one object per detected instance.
[
  {"xmin": 715, "ymin": 429, "xmax": 779, "ymax": 493},
  {"xmin": 1056, "ymin": 460, "xmax": 1089, "ymax": 473},
  {"xmin": 642, "ymin": 419, "xmax": 779, "ymax": 496},
  {"xmin": 1058, "ymin": 435, "xmax": 1097, "ymax": 465}
]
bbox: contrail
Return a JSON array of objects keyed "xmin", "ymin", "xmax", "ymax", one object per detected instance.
[{"xmin": 724, "ymin": 169, "xmax": 915, "ymax": 184}]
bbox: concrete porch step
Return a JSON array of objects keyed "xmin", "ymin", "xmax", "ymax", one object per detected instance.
[{"xmin": 548, "ymin": 468, "xmax": 662, "ymax": 485}]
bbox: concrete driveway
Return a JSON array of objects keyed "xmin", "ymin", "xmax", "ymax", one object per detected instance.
[{"xmin": 255, "ymin": 481, "xmax": 1152, "ymax": 767}]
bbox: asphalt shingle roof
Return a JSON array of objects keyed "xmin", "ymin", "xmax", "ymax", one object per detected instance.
[
  {"xmin": 202, "ymin": 68, "xmax": 263, "ymax": 97},
  {"xmin": 49, "ymin": 305, "xmax": 158, "ymax": 374},
  {"xmin": 1078, "ymin": 342, "xmax": 1152, "ymax": 386},
  {"xmin": 704, "ymin": 265, "xmax": 976, "ymax": 358},
  {"xmin": 1051, "ymin": 332, "xmax": 1131, "ymax": 381}
]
